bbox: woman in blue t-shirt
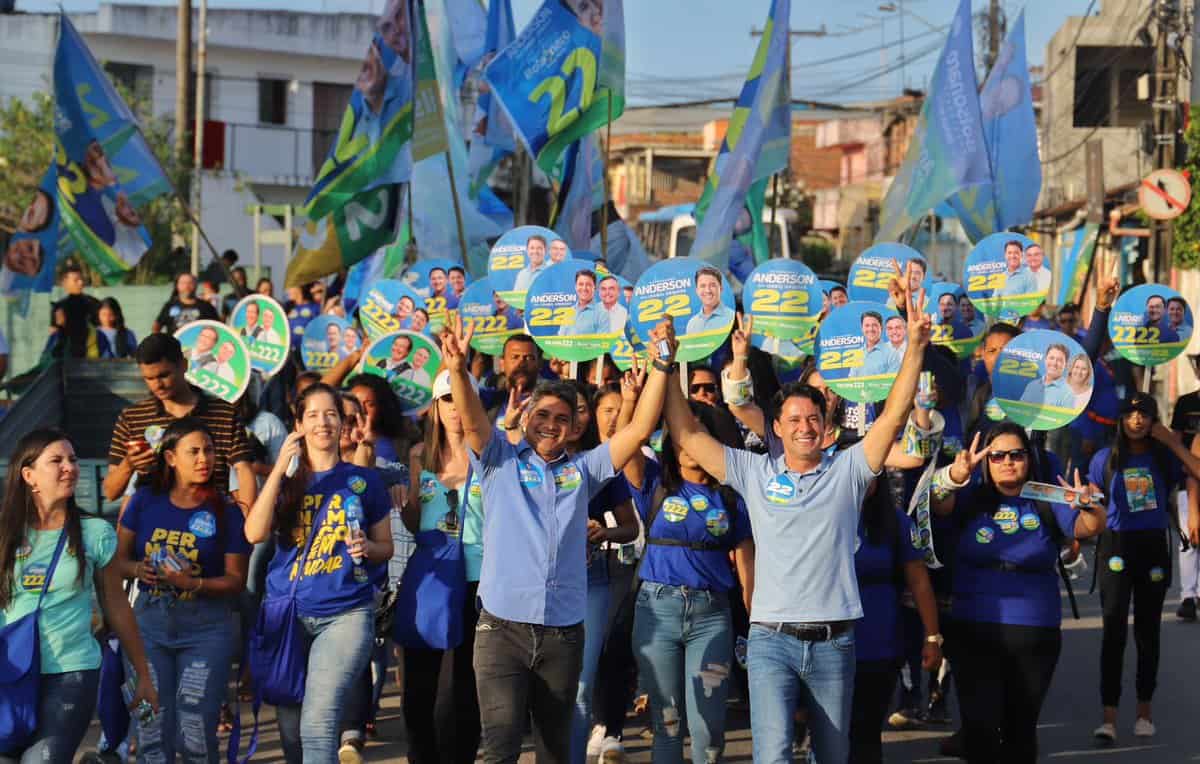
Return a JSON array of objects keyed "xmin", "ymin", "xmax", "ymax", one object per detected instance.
[
  {"xmin": 0, "ymin": 428, "xmax": 157, "ymax": 763},
  {"xmin": 115, "ymin": 418, "xmax": 251, "ymax": 763},
  {"xmin": 627, "ymin": 402, "xmax": 754, "ymax": 763},
  {"xmin": 246, "ymin": 383, "xmax": 394, "ymax": 764},
  {"xmin": 932, "ymin": 422, "xmax": 1105, "ymax": 760},
  {"xmin": 397, "ymin": 369, "xmax": 486, "ymax": 764},
  {"xmin": 1086, "ymin": 394, "xmax": 1200, "ymax": 743},
  {"xmin": 850, "ymin": 479, "xmax": 941, "ymax": 763}
]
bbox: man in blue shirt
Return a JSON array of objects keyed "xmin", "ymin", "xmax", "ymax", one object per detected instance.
[
  {"xmin": 558, "ymin": 269, "xmax": 610, "ymax": 337},
  {"xmin": 442, "ymin": 314, "xmax": 678, "ymax": 763},
  {"xmin": 994, "ymin": 240, "xmax": 1038, "ymax": 298},
  {"xmin": 513, "ymin": 235, "xmax": 550, "ymax": 294},
  {"xmin": 663, "ymin": 285, "xmax": 935, "ymax": 763},
  {"xmin": 1018, "ymin": 343, "xmax": 1076, "ymax": 409},
  {"xmin": 850, "ymin": 311, "xmax": 900, "ymax": 378},
  {"xmin": 684, "ymin": 266, "xmax": 735, "ymax": 336}
]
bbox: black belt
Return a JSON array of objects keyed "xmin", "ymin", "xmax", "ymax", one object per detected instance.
[
  {"xmin": 977, "ymin": 560, "xmax": 1054, "ymax": 575},
  {"xmin": 645, "ymin": 537, "xmax": 726, "ymax": 551},
  {"xmin": 755, "ymin": 620, "xmax": 853, "ymax": 642}
]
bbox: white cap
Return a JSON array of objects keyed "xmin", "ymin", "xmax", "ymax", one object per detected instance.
[{"xmin": 432, "ymin": 369, "xmax": 477, "ymax": 401}]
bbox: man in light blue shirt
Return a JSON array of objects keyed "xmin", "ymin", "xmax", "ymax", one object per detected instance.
[
  {"xmin": 994, "ymin": 240, "xmax": 1038, "ymax": 298},
  {"xmin": 1018, "ymin": 343, "xmax": 1076, "ymax": 409},
  {"xmin": 684, "ymin": 265, "xmax": 735, "ymax": 336},
  {"xmin": 850, "ymin": 311, "xmax": 901, "ymax": 378},
  {"xmin": 512, "ymin": 235, "xmax": 550, "ymax": 295},
  {"xmin": 558, "ymin": 269, "xmax": 610, "ymax": 337},
  {"xmin": 663, "ymin": 288, "xmax": 937, "ymax": 763},
  {"xmin": 598, "ymin": 274, "xmax": 628, "ymax": 333},
  {"xmin": 443, "ymin": 314, "xmax": 677, "ymax": 763}
]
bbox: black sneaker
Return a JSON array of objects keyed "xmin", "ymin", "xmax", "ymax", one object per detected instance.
[{"xmin": 1177, "ymin": 597, "xmax": 1197, "ymax": 621}]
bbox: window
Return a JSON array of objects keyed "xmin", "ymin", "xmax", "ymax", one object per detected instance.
[
  {"xmin": 103, "ymin": 62, "xmax": 153, "ymax": 115},
  {"xmin": 258, "ymin": 78, "xmax": 288, "ymax": 125},
  {"xmin": 1073, "ymin": 46, "xmax": 1153, "ymax": 128}
]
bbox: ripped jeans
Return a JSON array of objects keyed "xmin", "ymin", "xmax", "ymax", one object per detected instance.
[
  {"xmin": 633, "ymin": 582, "xmax": 733, "ymax": 764},
  {"xmin": 129, "ymin": 596, "xmax": 237, "ymax": 764}
]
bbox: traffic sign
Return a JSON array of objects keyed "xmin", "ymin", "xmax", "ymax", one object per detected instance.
[{"xmin": 1138, "ymin": 169, "xmax": 1192, "ymax": 221}]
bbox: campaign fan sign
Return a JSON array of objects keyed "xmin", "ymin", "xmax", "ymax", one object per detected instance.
[
  {"xmin": 175, "ymin": 321, "xmax": 252, "ymax": 404},
  {"xmin": 744, "ymin": 259, "xmax": 822, "ymax": 342},
  {"xmin": 924, "ymin": 282, "xmax": 983, "ymax": 359},
  {"xmin": 302, "ymin": 315, "xmax": 363, "ymax": 373},
  {"xmin": 1107, "ymin": 284, "xmax": 1193, "ymax": 366},
  {"xmin": 525, "ymin": 259, "xmax": 626, "ymax": 362},
  {"xmin": 815, "ymin": 301, "xmax": 904, "ymax": 403},
  {"xmin": 847, "ymin": 243, "xmax": 927, "ymax": 305},
  {"xmin": 459, "ymin": 277, "xmax": 525, "ymax": 356},
  {"xmin": 991, "ymin": 330, "xmax": 1091, "ymax": 430},
  {"xmin": 401, "ymin": 258, "xmax": 466, "ymax": 332},
  {"xmin": 359, "ymin": 330, "xmax": 443, "ymax": 415},
  {"xmin": 630, "ymin": 258, "xmax": 735, "ymax": 363},
  {"xmin": 2, "ymin": 162, "xmax": 60, "ymax": 298},
  {"xmin": 963, "ymin": 232, "xmax": 1050, "ymax": 322},
  {"xmin": 227, "ymin": 295, "xmax": 290, "ymax": 378},
  {"xmin": 487, "ymin": 225, "xmax": 571, "ymax": 310},
  {"xmin": 358, "ymin": 278, "xmax": 432, "ymax": 343},
  {"xmin": 820, "ymin": 280, "xmax": 848, "ymax": 312}
]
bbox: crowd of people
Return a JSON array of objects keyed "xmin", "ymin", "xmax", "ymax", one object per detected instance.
[{"xmin": 2, "ymin": 256, "xmax": 1200, "ymax": 764}]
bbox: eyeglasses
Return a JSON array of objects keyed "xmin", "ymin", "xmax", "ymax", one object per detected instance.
[
  {"xmin": 690, "ymin": 383, "xmax": 717, "ymax": 395},
  {"xmin": 442, "ymin": 488, "xmax": 460, "ymax": 533},
  {"xmin": 987, "ymin": 448, "xmax": 1029, "ymax": 464}
]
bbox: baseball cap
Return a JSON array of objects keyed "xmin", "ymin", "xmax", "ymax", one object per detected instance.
[
  {"xmin": 1119, "ymin": 393, "xmax": 1158, "ymax": 419},
  {"xmin": 432, "ymin": 369, "xmax": 477, "ymax": 401}
]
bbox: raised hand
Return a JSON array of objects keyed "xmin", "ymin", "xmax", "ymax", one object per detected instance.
[
  {"xmin": 887, "ymin": 258, "xmax": 907, "ymax": 308},
  {"xmin": 1097, "ymin": 276, "xmax": 1120, "ymax": 311},
  {"xmin": 647, "ymin": 319, "xmax": 679, "ymax": 364},
  {"xmin": 622, "ymin": 353, "xmax": 647, "ymax": 402},
  {"xmin": 905, "ymin": 271, "xmax": 932, "ymax": 349},
  {"xmin": 440, "ymin": 313, "xmax": 474, "ymax": 372},
  {"xmin": 1057, "ymin": 468, "xmax": 1099, "ymax": 508},
  {"xmin": 732, "ymin": 313, "xmax": 753, "ymax": 357},
  {"xmin": 949, "ymin": 431, "xmax": 987, "ymax": 484}
]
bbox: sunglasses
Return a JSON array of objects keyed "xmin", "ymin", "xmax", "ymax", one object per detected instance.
[
  {"xmin": 987, "ymin": 448, "xmax": 1028, "ymax": 464},
  {"xmin": 442, "ymin": 488, "xmax": 460, "ymax": 532},
  {"xmin": 690, "ymin": 383, "xmax": 717, "ymax": 395}
]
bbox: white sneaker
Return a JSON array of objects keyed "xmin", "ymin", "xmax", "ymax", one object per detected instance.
[
  {"xmin": 599, "ymin": 737, "xmax": 624, "ymax": 763},
  {"xmin": 586, "ymin": 725, "xmax": 607, "ymax": 758},
  {"xmin": 337, "ymin": 740, "xmax": 364, "ymax": 764},
  {"xmin": 1134, "ymin": 718, "xmax": 1156, "ymax": 737},
  {"xmin": 1093, "ymin": 722, "xmax": 1117, "ymax": 743}
]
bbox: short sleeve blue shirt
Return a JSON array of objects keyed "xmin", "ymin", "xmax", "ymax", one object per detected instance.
[
  {"xmin": 855, "ymin": 510, "xmax": 923, "ymax": 662},
  {"xmin": 1088, "ymin": 448, "xmax": 1184, "ymax": 532}
]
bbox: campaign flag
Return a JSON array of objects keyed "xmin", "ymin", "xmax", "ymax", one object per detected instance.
[
  {"xmin": 484, "ymin": 0, "xmax": 625, "ymax": 174},
  {"xmin": 467, "ymin": 0, "xmax": 517, "ymax": 195},
  {"xmin": 287, "ymin": 184, "xmax": 404, "ymax": 287},
  {"xmin": 53, "ymin": 14, "xmax": 165, "ymax": 282},
  {"xmin": 3, "ymin": 161, "xmax": 61, "ymax": 298},
  {"xmin": 1057, "ymin": 223, "xmax": 1099, "ymax": 306},
  {"xmin": 689, "ymin": 0, "xmax": 791, "ymax": 276},
  {"xmin": 303, "ymin": 0, "xmax": 415, "ymax": 223},
  {"xmin": 944, "ymin": 11, "xmax": 1041, "ymax": 241},
  {"xmin": 342, "ymin": 216, "xmax": 411, "ymax": 314},
  {"xmin": 875, "ymin": 0, "xmax": 990, "ymax": 243},
  {"xmin": 553, "ymin": 133, "xmax": 605, "ymax": 251}
]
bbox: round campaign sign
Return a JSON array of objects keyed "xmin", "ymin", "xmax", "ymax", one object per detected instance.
[
  {"xmin": 744, "ymin": 259, "xmax": 823, "ymax": 344},
  {"xmin": 963, "ymin": 232, "xmax": 1049, "ymax": 323},
  {"xmin": 611, "ymin": 322, "xmax": 648, "ymax": 372},
  {"xmin": 402, "ymin": 258, "xmax": 465, "ymax": 333},
  {"xmin": 924, "ymin": 282, "xmax": 983, "ymax": 359},
  {"xmin": 459, "ymin": 277, "xmax": 525, "ymax": 356},
  {"xmin": 847, "ymin": 243, "xmax": 927, "ymax": 304},
  {"xmin": 358, "ymin": 279, "xmax": 432, "ymax": 344},
  {"xmin": 227, "ymin": 295, "xmax": 290, "ymax": 378},
  {"xmin": 175, "ymin": 320, "xmax": 252, "ymax": 404},
  {"xmin": 487, "ymin": 225, "xmax": 570, "ymax": 311},
  {"xmin": 1108, "ymin": 284, "xmax": 1194, "ymax": 366},
  {"xmin": 524, "ymin": 259, "xmax": 626, "ymax": 362},
  {"xmin": 820, "ymin": 280, "xmax": 849, "ymax": 313},
  {"xmin": 301, "ymin": 315, "xmax": 363, "ymax": 373},
  {"xmin": 815, "ymin": 301, "xmax": 904, "ymax": 403},
  {"xmin": 991, "ymin": 330, "xmax": 1091, "ymax": 430},
  {"xmin": 359, "ymin": 331, "xmax": 444, "ymax": 415},
  {"xmin": 630, "ymin": 257, "xmax": 735, "ymax": 363}
]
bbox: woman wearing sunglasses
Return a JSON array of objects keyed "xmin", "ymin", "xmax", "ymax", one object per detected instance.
[
  {"xmin": 1086, "ymin": 394, "xmax": 1200, "ymax": 743},
  {"xmin": 398, "ymin": 369, "xmax": 486, "ymax": 764},
  {"xmin": 932, "ymin": 422, "xmax": 1105, "ymax": 760}
]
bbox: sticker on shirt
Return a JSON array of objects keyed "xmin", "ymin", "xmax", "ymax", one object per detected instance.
[
  {"xmin": 419, "ymin": 477, "xmax": 438, "ymax": 502},
  {"xmin": 847, "ymin": 243, "xmax": 929, "ymax": 305},
  {"xmin": 1123, "ymin": 468, "xmax": 1157, "ymax": 513},
  {"xmin": 551, "ymin": 463, "xmax": 582, "ymax": 493},
  {"xmin": 689, "ymin": 495, "xmax": 710, "ymax": 513},
  {"xmin": 525, "ymin": 259, "xmax": 627, "ymax": 362},
  {"xmin": 991, "ymin": 330, "xmax": 1090, "ymax": 430},
  {"xmin": 228, "ymin": 294, "xmax": 291, "ymax": 378},
  {"xmin": 20, "ymin": 562, "xmax": 48, "ymax": 591},
  {"xmin": 15, "ymin": 542, "xmax": 32, "ymax": 560},
  {"xmin": 488, "ymin": 225, "xmax": 570, "ymax": 311},
  {"xmin": 1108, "ymin": 555, "xmax": 1125, "ymax": 573},
  {"xmin": 815, "ymin": 301, "xmax": 904, "ymax": 403},
  {"xmin": 348, "ymin": 476, "xmax": 367, "ymax": 495},
  {"xmin": 359, "ymin": 331, "xmax": 443, "ymax": 415},
  {"xmin": 175, "ymin": 320, "xmax": 252, "ymax": 404},
  {"xmin": 662, "ymin": 496, "xmax": 690, "ymax": 523},
  {"xmin": 994, "ymin": 507, "xmax": 1020, "ymax": 535},
  {"xmin": 518, "ymin": 462, "xmax": 544, "ymax": 489},
  {"xmin": 1149, "ymin": 566, "xmax": 1166, "ymax": 583},
  {"xmin": 705, "ymin": 508, "xmax": 730, "ymax": 537},
  {"xmin": 909, "ymin": 525, "xmax": 922, "ymax": 550},
  {"xmin": 1019, "ymin": 513, "xmax": 1041, "ymax": 531},
  {"xmin": 975, "ymin": 527, "xmax": 995, "ymax": 544},
  {"xmin": 188, "ymin": 510, "xmax": 217, "ymax": 539},
  {"xmin": 764, "ymin": 474, "xmax": 797, "ymax": 505},
  {"xmin": 1107, "ymin": 284, "xmax": 1193, "ymax": 367},
  {"xmin": 963, "ymin": 232, "xmax": 1049, "ymax": 320},
  {"xmin": 630, "ymin": 257, "xmax": 736, "ymax": 363}
]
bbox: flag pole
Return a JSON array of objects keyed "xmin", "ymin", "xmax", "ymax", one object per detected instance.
[
  {"xmin": 769, "ymin": 173, "xmax": 779, "ymax": 257},
  {"xmin": 444, "ymin": 149, "xmax": 470, "ymax": 265},
  {"xmin": 601, "ymin": 91, "xmax": 613, "ymax": 260}
]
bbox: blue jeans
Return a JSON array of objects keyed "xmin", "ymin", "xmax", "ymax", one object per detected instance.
[
  {"xmin": 276, "ymin": 606, "xmax": 374, "ymax": 764},
  {"xmin": 570, "ymin": 577, "xmax": 611, "ymax": 763},
  {"xmin": 131, "ymin": 596, "xmax": 237, "ymax": 764},
  {"xmin": 632, "ymin": 582, "xmax": 733, "ymax": 764},
  {"xmin": 0, "ymin": 669, "xmax": 98, "ymax": 764},
  {"xmin": 746, "ymin": 624, "xmax": 856, "ymax": 764}
]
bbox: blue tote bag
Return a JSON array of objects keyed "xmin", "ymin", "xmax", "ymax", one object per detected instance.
[
  {"xmin": 0, "ymin": 531, "xmax": 68, "ymax": 753},
  {"xmin": 393, "ymin": 488, "xmax": 467, "ymax": 651}
]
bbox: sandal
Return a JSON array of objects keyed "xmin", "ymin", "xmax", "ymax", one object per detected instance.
[{"xmin": 218, "ymin": 704, "xmax": 234, "ymax": 734}]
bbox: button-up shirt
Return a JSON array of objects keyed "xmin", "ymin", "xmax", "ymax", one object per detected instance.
[
  {"xmin": 559, "ymin": 301, "xmax": 610, "ymax": 337},
  {"xmin": 723, "ymin": 443, "xmax": 878, "ymax": 622},
  {"xmin": 685, "ymin": 304, "xmax": 735, "ymax": 336},
  {"xmin": 996, "ymin": 268, "xmax": 1038, "ymax": 298},
  {"xmin": 851, "ymin": 342, "xmax": 900, "ymax": 378},
  {"xmin": 470, "ymin": 437, "xmax": 615, "ymax": 626},
  {"xmin": 1018, "ymin": 375, "xmax": 1075, "ymax": 409}
]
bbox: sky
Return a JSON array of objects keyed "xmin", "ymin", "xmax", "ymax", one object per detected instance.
[{"xmin": 14, "ymin": 0, "xmax": 1095, "ymax": 106}]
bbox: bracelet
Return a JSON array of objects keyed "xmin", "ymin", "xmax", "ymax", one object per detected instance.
[
  {"xmin": 931, "ymin": 464, "xmax": 969, "ymax": 503},
  {"xmin": 190, "ymin": 578, "xmax": 203, "ymax": 594},
  {"xmin": 721, "ymin": 367, "xmax": 754, "ymax": 407},
  {"xmin": 734, "ymin": 355, "xmax": 750, "ymax": 361},
  {"xmin": 651, "ymin": 359, "xmax": 678, "ymax": 374}
]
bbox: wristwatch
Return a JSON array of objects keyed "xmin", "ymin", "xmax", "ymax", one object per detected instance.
[
  {"xmin": 652, "ymin": 358, "xmax": 678, "ymax": 374},
  {"xmin": 925, "ymin": 633, "xmax": 944, "ymax": 647}
]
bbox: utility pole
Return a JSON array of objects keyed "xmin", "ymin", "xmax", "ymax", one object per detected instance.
[
  {"xmin": 190, "ymin": 0, "xmax": 207, "ymax": 277},
  {"xmin": 1148, "ymin": 0, "xmax": 1182, "ymax": 283},
  {"xmin": 174, "ymin": 0, "xmax": 192, "ymax": 163},
  {"xmin": 985, "ymin": 0, "xmax": 1003, "ymax": 71}
]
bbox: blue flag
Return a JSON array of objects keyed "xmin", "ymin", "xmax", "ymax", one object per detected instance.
[
  {"xmin": 3, "ymin": 161, "xmax": 61, "ymax": 298},
  {"xmin": 467, "ymin": 0, "xmax": 516, "ymax": 195},
  {"xmin": 945, "ymin": 11, "xmax": 1041, "ymax": 241},
  {"xmin": 690, "ymin": 0, "xmax": 791, "ymax": 274},
  {"xmin": 875, "ymin": 0, "xmax": 989, "ymax": 243},
  {"xmin": 53, "ymin": 14, "xmax": 165, "ymax": 282},
  {"xmin": 554, "ymin": 133, "xmax": 604, "ymax": 251}
]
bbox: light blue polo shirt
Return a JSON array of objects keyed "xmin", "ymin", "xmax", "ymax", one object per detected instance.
[
  {"xmin": 559, "ymin": 301, "xmax": 610, "ymax": 336},
  {"xmin": 996, "ymin": 268, "xmax": 1038, "ymax": 297},
  {"xmin": 724, "ymin": 442, "xmax": 878, "ymax": 622},
  {"xmin": 1019, "ymin": 376, "xmax": 1075, "ymax": 409},
  {"xmin": 685, "ymin": 304, "xmax": 735, "ymax": 336},
  {"xmin": 851, "ymin": 342, "xmax": 900, "ymax": 378},
  {"xmin": 470, "ymin": 436, "xmax": 615, "ymax": 626}
]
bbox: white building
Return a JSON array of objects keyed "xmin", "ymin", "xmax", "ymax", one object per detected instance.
[{"xmin": 0, "ymin": 2, "xmax": 381, "ymax": 281}]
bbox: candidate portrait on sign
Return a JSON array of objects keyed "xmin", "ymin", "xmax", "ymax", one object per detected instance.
[{"xmin": 684, "ymin": 266, "xmax": 734, "ymax": 336}]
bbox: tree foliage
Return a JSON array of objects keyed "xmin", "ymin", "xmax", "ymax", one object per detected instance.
[{"xmin": 1172, "ymin": 105, "xmax": 1200, "ymax": 270}]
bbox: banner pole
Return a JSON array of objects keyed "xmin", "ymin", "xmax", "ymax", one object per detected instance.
[
  {"xmin": 444, "ymin": 150, "xmax": 470, "ymax": 266},
  {"xmin": 600, "ymin": 93, "xmax": 613, "ymax": 261},
  {"xmin": 769, "ymin": 173, "xmax": 779, "ymax": 257}
]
